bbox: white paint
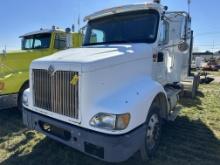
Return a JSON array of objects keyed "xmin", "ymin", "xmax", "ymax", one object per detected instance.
[
  {"xmin": 25, "ymin": 3, "xmax": 192, "ymax": 135},
  {"xmin": 84, "ymin": 3, "xmax": 163, "ymax": 21}
]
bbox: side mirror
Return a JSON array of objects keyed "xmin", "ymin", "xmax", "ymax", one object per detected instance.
[
  {"xmin": 80, "ymin": 25, "xmax": 87, "ymax": 33},
  {"xmin": 180, "ymin": 16, "xmax": 190, "ymax": 41},
  {"xmin": 178, "ymin": 40, "xmax": 189, "ymax": 52},
  {"xmin": 72, "ymin": 24, "xmax": 75, "ymax": 32},
  {"xmin": 80, "ymin": 26, "xmax": 87, "ymax": 42},
  {"xmin": 21, "ymin": 39, "xmax": 25, "ymax": 50},
  {"xmin": 164, "ymin": 6, "xmax": 168, "ymax": 11}
]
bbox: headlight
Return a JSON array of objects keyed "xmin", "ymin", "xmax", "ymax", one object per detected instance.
[
  {"xmin": 90, "ymin": 113, "xmax": 130, "ymax": 131},
  {"xmin": 22, "ymin": 93, "xmax": 29, "ymax": 107}
]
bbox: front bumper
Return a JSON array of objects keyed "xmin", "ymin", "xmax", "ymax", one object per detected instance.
[
  {"xmin": 23, "ymin": 108, "xmax": 146, "ymax": 163},
  {"xmin": 23, "ymin": 109, "xmax": 145, "ymax": 162}
]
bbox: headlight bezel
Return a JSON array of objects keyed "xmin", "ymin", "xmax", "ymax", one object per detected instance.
[{"xmin": 89, "ymin": 113, "xmax": 130, "ymax": 131}]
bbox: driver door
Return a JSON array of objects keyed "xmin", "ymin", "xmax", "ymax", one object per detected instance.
[{"xmin": 153, "ymin": 20, "xmax": 171, "ymax": 85}]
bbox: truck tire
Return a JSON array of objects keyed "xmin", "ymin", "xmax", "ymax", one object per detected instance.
[
  {"xmin": 140, "ymin": 104, "xmax": 162, "ymax": 161},
  {"xmin": 18, "ymin": 82, "xmax": 29, "ymax": 111}
]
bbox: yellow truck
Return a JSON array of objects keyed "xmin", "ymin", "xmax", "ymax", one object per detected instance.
[{"xmin": 0, "ymin": 26, "xmax": 82, "ymax": 110}]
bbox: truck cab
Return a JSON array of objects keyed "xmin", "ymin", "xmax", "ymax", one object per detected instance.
[
  {"xmin": 0, "ymin": 27, "xmax": 82, "ymax": 110},
  {"xmin": 22, "ymin": 1, "xmax": 197, "ymax": 163}
]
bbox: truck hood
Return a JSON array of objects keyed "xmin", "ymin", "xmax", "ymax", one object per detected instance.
[
  {"xmin": 0, "ymin": 47, "xmax": 54, "ymax": 56},
  {"xmin": 0, "ymin": 50, "xmax": 27, "ymax": 56},
  {"xmin": 0, "ymin": 48, "xmax": 53, "ymax": 75},
  {"xmin": 32, "ymin": 44, "xmax": 153, "ymax": 72},
  {"xmin": 0, "ymin": 50, "xmax": 32, "ymax": 75},
  {"xmin": 0, "ymin": 49, "xmax": 50, "ymax": 57}
]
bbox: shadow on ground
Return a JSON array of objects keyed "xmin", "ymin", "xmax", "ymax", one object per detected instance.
[
  {"xmin": 0, "ymin": 108, "xmax": 25, "ymax": 137},
  {"xmin": 1, "ymin": 111, "xmax": 220, "ymax": 165},
  {"xmin": 179, "ymin": 91, "xmax": 204, "ymax": 110}
]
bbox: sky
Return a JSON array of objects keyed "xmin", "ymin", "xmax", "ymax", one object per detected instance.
[{"xmin": 0, "ymin": 0, "xmax": 220, "ymax": 52}]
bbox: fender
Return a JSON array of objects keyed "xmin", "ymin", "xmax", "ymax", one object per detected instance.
[{"xmin": 87, "ymin": 76, "xmax": 168, "ymax": 134}]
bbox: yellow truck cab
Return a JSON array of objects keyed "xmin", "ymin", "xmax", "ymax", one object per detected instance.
[{"xmin": 0, "ymin": 26, "xmax": 82, "ymax": 110}]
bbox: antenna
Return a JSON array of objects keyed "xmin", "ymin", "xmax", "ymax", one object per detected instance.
[
  {"xmin": 4, "ymin": 45, "xmax": 6, "ymax": 55},
  {"xmin": 187, "ymin": 0, "xmax": 191, "ymax": 15},
  {"xmin": 77, "ymin": 2, "xmax": 81, "ymax": 32},
  {"xmin": 72, "ymin": 24, "xmax": 75, "ymax": 32},
  {"xmin": 212, "ymin": 40, "xmax": 215, "ymax": 56},
  {"xmin": 78, "ymin": 14, "xmax": 81, "ymax": 32}
]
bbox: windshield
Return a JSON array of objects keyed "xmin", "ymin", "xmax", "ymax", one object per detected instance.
[
  {"xmin": 22, "ymin": 33, "xmax": 51, "ymax": 50},
  {"xmin": 83, "ymin": 10, "xmax": 159, "ymax": 46}
]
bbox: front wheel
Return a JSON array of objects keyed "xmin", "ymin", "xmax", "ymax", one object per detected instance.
[
  {"xmin": 18, "ymin": 83, "xmax": 29, "ymax": 111},
  {"xmin": 140, "ymin": 104, "xmax": 162, "ymax": 161}
]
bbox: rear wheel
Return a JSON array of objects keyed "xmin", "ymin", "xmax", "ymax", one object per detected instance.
[
  {"xmin": 140, "ymin": 104, "xmax": 162, "ymax": 161},
  {"xmin": 18, "ymin": 82, "xmax": 29, "ymax": 111}
]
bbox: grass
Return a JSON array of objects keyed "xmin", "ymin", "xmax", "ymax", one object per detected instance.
[
  {"xmin": 0, "ymin": 83, "xmax": 220, "ymax": 165},
  {"xmin": 206, "ymin": 71, "xmax": 220, "ymax": 77},
  {"xmin": 192, "ymin": 70, "xmax": 220, "ymax": 77}
]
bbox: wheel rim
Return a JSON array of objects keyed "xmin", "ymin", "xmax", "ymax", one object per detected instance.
[{"xmin": 146, "ymin": 114, "xmax": 160, "ymax": 151}]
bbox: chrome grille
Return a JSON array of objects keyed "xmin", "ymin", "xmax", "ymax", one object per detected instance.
[{"xmin": 33, "ymin": 69, "xmax": 79, "ymax": 119}]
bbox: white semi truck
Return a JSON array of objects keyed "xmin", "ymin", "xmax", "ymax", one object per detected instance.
[{"xmin": 22, "ymin": 0, "xmax": 198, "ymax": 162}]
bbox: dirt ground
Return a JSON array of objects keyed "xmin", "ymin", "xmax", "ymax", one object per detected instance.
[{"xmin": 214, "ymin": 76, "xmax": 220, "ymax": 83}]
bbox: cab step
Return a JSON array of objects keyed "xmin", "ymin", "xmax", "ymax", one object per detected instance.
[{"xmin": 167, "ymin": 106, "xmax": 181, "ymax": 121}]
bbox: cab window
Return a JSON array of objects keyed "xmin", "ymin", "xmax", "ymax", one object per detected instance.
[
  {"xmin": 90, "ymin": 29, "xmax": 105, "ymax": 44},
  {"xmin": 22, "ymin": 33, "xmax": 51, "ymax": 50},
  {"xmin": 84, "ymin": 10, "xmax": 160, "ymax": 46},
  {"xmin": 54, "ymin": 33, "xmax": 67, "ymax": 49},
  {"xmin": 34, "ymin": 39, "xmax": 41, "ymax": 48},
  {"xmin": 24, "ymin": 38, "xmax": 34, "ymax": 49}
]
